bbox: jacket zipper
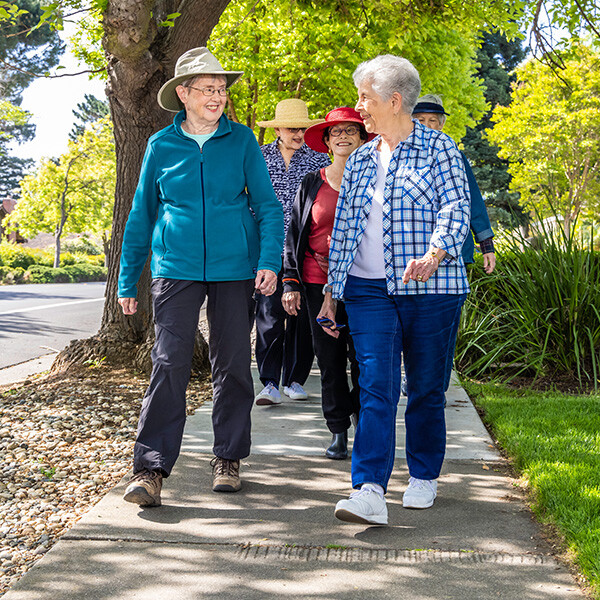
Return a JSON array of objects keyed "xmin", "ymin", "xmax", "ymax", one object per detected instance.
[{"xmin": 199, "ymin": 146, "xmax": 206, "ymax": 279}]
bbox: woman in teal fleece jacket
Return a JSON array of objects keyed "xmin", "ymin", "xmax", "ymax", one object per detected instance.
[{"xmin": 118, "ymin": 48, "xmax": 283, "ymax": 507}]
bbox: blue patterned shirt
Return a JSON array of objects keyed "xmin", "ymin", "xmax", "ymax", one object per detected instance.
[
  {"xmin": 328, "ymin": 122, "xmax": 471, "ymax": 298},
  {"xmin": 261, "ymin": 140, "xmax": 330, "ymax": 237}
]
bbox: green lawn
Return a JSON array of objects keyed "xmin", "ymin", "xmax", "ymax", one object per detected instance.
[{"xmin": 463, "ymin": 381, "xmax": 600, "ymax": 598}]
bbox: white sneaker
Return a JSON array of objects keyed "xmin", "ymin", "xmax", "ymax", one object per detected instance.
[
  {"xmin": 402, "ymin": 476, "xmax": 437, "ymax": 509},
  {"xmin": 255, "ymin": 382, "xmax": 282, "ymax": 406},
  {"xmin": 282, "ymin": 382, "xmax": 308, "ymax": 400},
  {"xmin": 334, "ymin": 485, "xmax": 388, "ymax": 525}
]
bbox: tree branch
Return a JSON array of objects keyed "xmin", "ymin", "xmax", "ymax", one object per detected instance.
[
  {"xmin": 572, "ymin": 0, "xmax": 600, "ymax": 39},
  {"xmin": 0, "ymin": 57, "xmax": 106, "ymax": 79}
]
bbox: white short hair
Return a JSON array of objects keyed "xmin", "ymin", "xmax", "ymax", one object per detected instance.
[{"xmin": 353, "ymin": 55, "xmax": 421, "ymax": 114}]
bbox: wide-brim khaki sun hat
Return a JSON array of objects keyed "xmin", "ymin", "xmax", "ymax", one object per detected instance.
[
  {"xmin": 257, "ymin": 99, "xmax": 324, "ymax": 128},
  {"xmin": 158, "ymin": 47, "xmax": 244, "ymax": 113}
]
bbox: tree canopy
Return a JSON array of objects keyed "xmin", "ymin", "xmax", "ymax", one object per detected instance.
[
  {"xmin": 0, "ymin": 0, "xmax": 64, "ymax": 196},
  {"xmin": 209, "ymin": 0, "xmax": 525, "ymax": 142},
  {"xmin": 488, "ymin": 42, "xmax": 600, "ymax": 237},
  {"xmin": 461, "ymin": 32, "xmax": 528, "ymax": 229},
  {"xmin": 5, "ymin": 117, "xmax": 115, "ymax": 265}
]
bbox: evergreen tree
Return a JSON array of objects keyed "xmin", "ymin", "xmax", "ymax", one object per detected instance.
[
  {"xmin": 69, "ymin": 94, "xmax": 110, "ymax": 141},
  {"xmin": 0, "ymin": 0, "xmax": 63, "ymax": 197},
  {"xmin": 461, "ymin": 32, "xmax": 528, "ymax": 228}
]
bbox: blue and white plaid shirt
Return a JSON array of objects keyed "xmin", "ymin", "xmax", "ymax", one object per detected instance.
[{"xmin": 328, "ymin": 121, "xmax": 471, "ymax": 299}]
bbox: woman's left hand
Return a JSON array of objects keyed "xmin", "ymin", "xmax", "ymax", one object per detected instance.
[
  {"xmin": 282, "ymin": 291, "xmax": 301, "ymax": 316},
  {"xmin": 255, "ymin": 269, "xmax": 278, "ymax": 296},
  {"xmin": 402, "ymin": 250, "xmax": 444, "ymax": 284},
  {"xmin": 482, "ymin": 252, "xmax": 496, "ymax": 274}
]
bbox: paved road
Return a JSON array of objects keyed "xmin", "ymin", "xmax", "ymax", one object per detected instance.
[{"xmin": 0, "ymin": 282, "xmax": 106, "ymax": 369}]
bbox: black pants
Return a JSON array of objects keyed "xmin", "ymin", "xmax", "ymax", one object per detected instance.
[
  {"xmin": 304, "ymin": 283, "xmax": 360, "ymax": 433},
  {"xmin": 254, "ymin": 270, "xmax": 314, "ymax": 387},
  {"xmin": 133, "ymin": 278, "xmax": 255, "ymax": 477}
]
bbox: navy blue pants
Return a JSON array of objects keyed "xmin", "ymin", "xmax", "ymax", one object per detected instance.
[
  {"xmin": 254, "ymin": 270, "xmax": 314, "ymax": 387},
  {"xmin": 343, "ymin": 275, "xmax": 466, "ymax": 492},
  {"xmin": 133, "ymin": 278, "xmax": 255, "ymax": 477}
]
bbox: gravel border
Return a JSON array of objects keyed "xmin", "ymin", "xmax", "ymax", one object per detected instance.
[{"xmin": 0, "ymin": 365, "xmax": 212, "ymax": 597}]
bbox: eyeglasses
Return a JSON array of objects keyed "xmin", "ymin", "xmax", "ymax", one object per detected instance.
[
  {"xmin": 187, "ymin": 85, "xmax": 228, "ymax": 97},
  {"xmin": 282, "ymin": 127, "xmax": 307, "ymax": 133},
  {"xmin": 329, "ymin": 125, "xmax": 360, "ymax": 137}
]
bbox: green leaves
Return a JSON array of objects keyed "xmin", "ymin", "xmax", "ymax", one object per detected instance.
[
  {"xmin": 456, "ymin": 218, "xmax": 600, "ymax": 390},
  {"xmin": 488, "ymin": 42, "xmax": 600, "ymax": 237},
  {"xmin": 5, "ymin": 117, "xmax": 116, "ymax": 265},
  {"xmin": 207, "ymin": 0, "xmax": 514, "ymax": 138},
  {"xmin": 159, "ymin": 12, "xmax": 181, "ymax": 28},
  {"xmin": 0, "ymin": 0, "xmax": 27, "ymax": 24}
]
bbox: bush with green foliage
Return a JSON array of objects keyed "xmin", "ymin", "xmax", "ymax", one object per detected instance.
[
  {"xmin": 62, "ymin": 237, "xmax": 103, "ymax": 255},
  {"xmin": 63, "ymin": 263, "xmax": 107, "ymax": 282},
  {"xmin": 0, "ymin": 242, "xmax": 107, "ymax": 284},
  {"xmin": 0, "ymin": 242, "xmax": 38, "ymax": 269},
  {"xmin": 27, "ymin": 265, "xmax": 74, "ymax": 284},
  {"xmin": 1, "ymin": 266, "xmax": 25, "ymax": 284},
  {"xmin": 456, "ymin": 224, "xmax": 600, "ymax": 390}
]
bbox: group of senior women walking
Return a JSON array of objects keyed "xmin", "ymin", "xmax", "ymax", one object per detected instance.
[{"xmin": 118, "ymin": 46, "xmax": 473, "ymax": 527}]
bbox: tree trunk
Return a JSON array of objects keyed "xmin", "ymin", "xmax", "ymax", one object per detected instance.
[
  {"xmin": 53, "ymin": 230, "xmax": 61, "ymax": 268},
  {"xmin": 54, "ymin": 0, "xmax": 231, "ymax": 374}
]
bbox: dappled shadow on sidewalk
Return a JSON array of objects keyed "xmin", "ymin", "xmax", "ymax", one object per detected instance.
[{"xmin": 69, "ymin": 454, "xmax": 544, "ymax": 556}]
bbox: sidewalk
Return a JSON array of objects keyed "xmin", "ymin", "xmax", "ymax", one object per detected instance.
[{"xmin": 4, "ymin": 366, "xmax": 583, "ymax": 599}]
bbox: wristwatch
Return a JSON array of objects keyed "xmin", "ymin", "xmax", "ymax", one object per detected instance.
[{"xmin": 322, "ymin": 284, "xmax": 333, "ymax": 295}]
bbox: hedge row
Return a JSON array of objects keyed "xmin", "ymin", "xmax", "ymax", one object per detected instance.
[{"xmin": 0, "ymin": 263, "xmax": 107, "ymax": 285}]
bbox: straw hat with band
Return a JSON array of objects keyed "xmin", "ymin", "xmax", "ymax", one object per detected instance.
[
  {"xmin": 157, "ymin": 47, "xmax": 244, "ymax": 113},
  {"xmin": 303, "ymin": 106, "xmax": 376, "ymax": 154},
  {"xmin": 257, "ymin": 99, "xmax": 324, "ymax": 129}
]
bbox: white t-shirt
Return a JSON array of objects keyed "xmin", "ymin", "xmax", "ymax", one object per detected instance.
[{"xmin": 349, "ymin": 145, "xmax": 391, "ymax": 279}]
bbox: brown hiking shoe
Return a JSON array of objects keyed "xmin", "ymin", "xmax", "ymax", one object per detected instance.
[
  {"xmin": 211, "ymin": 457, "xmax": 241, "ymax": 492},
  {"xmin": 123, "ymin": 469, "xmax": 162, "ymax": 507}
]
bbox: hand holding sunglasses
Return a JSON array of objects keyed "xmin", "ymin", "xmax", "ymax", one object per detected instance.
[{"xmin": 316, "ymin": 316, "xmax": 346, "ymax": 331}]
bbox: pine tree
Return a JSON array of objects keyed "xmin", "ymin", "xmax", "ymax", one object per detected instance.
[
  {"xmin": 0, "ymin": 0, "xmax": 63, "ymax": 197},
  {"xmin": 461, "ymin": 32, "xmax": 528, "ymax": 228},
  {"xmin": 69, "ymin": 94, "xmax": 110, "ymax": 141}
]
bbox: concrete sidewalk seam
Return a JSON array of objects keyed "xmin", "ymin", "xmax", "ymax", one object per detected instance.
[{"xmin": 60, "ymin": 536, "xmax": 554, "ymax": 564}]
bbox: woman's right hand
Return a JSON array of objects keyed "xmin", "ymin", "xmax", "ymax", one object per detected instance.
[
  {"xmin": 282, "ymin": 291, "xmax": 301, "ymax": 316},
  {"xmin": 317, "ymin": 293, "xmax": 339, "ymax": 338},
  {"xmin": 118, "ymin": 297, "xmax": 138, "ymax": 315}
]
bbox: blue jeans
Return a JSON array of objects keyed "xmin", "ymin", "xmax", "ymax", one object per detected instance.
[{"xmin": 343, "ymin": 275, "xmax": 466, "ymax": 491}]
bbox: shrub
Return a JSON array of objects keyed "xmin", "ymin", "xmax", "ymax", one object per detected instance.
[
  {"xmin": 86, "ymin": 254, "xmax": 106, "ymax": 267},
  {"xmin": 62, "ymin": 237, "xmax": 103, "ymax": 255},
  {"xmin": 63, "ymin": 263, "xmax": 107, "ymax": 282},
  {"xmin": 3, "ymin": 266, "xmax": 26, "ymax": 284},
  {"xmin": 26, "ymin": 265, "xmax": 73, "ymax": 284},
  {"xmin": 456, "ymin": 225, "xmax": 600, "ymax": 390},
  {"xmin": 0, "ymin": 243, "xmax": 37, "ymax": 269},
  {"xmin": 60, "ymin": 252, "xmax": 78, "ymax": 266}
]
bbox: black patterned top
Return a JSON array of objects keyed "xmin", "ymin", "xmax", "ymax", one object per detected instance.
[{"xmin": 261, "ymin": 140, "xmax": 330, "ymax": 237}]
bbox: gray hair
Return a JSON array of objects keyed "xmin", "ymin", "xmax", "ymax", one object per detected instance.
[
  {"xmin": 416, "ymin": 94, "xmax": 447, "ymax": 126},
  {"xmin": 353, "ymin": 55, "xmax": 421, "ymax": 114}
]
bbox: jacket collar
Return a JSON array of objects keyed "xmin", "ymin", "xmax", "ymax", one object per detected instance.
[
  {"xmin": 173, "ymin": 110, "xmax": 232, "ymax": 138},
  {"xmin": 361, "ymin": 120, "xmax": 430, "ymax": 163}
]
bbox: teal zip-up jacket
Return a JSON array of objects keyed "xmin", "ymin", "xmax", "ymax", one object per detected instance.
[{"xmin": 118, "ymin": 112, "xmax": 284, "ymax": 298}]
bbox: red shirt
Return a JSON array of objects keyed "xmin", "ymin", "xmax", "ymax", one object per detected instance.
[{"xmin": 303, "ymin": 168, "xmax": 339, "ymax": 284}]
